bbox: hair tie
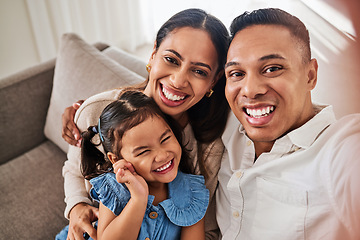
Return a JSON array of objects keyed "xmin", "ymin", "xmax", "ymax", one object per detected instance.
[{"xmin": 98, "ymin": 119, "xmax": 104, "ymax": 142}]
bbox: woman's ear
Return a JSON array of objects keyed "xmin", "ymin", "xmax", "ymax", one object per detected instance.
[
  {"xmin": 148, "ymin": 41, "xmax": 157, "ymax": 63},
  {"xmin": 211, "ymin": 69, "xmax": 224, "ymax": 89},
  {"xmin": 107, "ymin": 152, "xmax": 117, "ymax": 164}
]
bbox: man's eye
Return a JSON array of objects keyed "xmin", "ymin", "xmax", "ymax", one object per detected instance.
[
  {"xmin": 227, "ymin": 71, "xmax": 245, "ymax": 79},
  {"xmin": 264, "ymin": 66, "xmax": 283, "ymax": 73}
]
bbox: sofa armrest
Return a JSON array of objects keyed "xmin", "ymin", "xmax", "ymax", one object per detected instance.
[{"xmin": 0, "ymin": 59, "xmax": 56, "ymax": 164}]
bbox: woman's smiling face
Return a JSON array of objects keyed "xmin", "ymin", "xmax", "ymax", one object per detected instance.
[{"xmin": 144, "ymin": 27, "xmax": 219, "ymax": 125}]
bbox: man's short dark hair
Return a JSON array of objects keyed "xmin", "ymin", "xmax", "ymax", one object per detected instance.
[{"xmin": 230, "ymin": 8, "xmax": 311, "ymax": 62}]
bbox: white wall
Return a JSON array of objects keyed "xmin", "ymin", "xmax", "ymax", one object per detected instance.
[{"xmin": 0, "ymin": 0, "xmax": 40, "ymax": 78}]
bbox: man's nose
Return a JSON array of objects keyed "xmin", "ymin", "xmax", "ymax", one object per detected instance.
[{"xmin": 241, "ymin": 73, "xmax": 267, "ymax": 99}]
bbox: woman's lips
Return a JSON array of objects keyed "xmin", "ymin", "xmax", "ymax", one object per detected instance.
[{"xmin": 159, "ymin": 84, "xmax": 188, "ymax": 107}]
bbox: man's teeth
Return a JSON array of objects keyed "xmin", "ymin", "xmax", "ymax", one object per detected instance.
[
  {"xmin": 155, "ymin": 160, "xmax": 172, "ymax": 172},
  {"xmin": 162, "ymin": 88, "xmax": 185, "ymax": 101},
  {"xmin": 246, "ymin": 106, "xmax": 274, "ymax": 118}
]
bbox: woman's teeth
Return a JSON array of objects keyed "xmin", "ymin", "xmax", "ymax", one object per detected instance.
[
  {"xmin": 246, "ymin": 106, "xmax": 274, "ymax": 118},
  {"xmin": 154, "ymin": 160, "xmax": 172, "ymax": 172},
  {"xmin": 162, "ymin": 88, "xmax": 185, "ymax": 101}
]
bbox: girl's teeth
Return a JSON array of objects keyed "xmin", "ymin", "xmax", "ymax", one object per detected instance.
[
  {"xmin": 162, "ymin": 88, "xmax": 185, "ymax": 101},
  {"xmin": 155, "ymin": 160, "xmax": 172, "ymax": 172}
]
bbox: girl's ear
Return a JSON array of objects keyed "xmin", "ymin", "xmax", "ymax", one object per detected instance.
[{"xmin": 107, "ymin": 152, "xmax": 117, "ymax": 164}]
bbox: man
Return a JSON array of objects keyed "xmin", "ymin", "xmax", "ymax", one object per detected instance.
[{"xmin": 216, "ymin": 8, "xmax": 360, "ymax": 239}]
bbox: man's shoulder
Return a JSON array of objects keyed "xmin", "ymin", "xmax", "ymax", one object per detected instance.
[{"xmin": 318, "ymin": 113, "xmax": 360, "ymax": 152}]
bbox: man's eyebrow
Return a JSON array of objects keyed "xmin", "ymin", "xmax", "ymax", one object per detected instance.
[
  {"xmin": 225, "ymin": 54, "xmax": 285, "ymax": 69},
  {"xmin": 225, "ymin": 61, "xmax": 239, "ymax": 69},
  {"xmin": 166, "ymin": 49, "xmax": 212, "ymax": 71},
  {"xmin": 259, "ymin": 54, "xmax": 285, "ymax": 61}
]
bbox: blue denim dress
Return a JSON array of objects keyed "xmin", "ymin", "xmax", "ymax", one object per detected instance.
[{"xmin": 56, "ymin": 171, "xmax": 209, "ymax": 240}]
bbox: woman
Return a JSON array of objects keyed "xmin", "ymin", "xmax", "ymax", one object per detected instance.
[{"xmin": 62, "ymin": 8, "xmax": 229, "ymax": 240}]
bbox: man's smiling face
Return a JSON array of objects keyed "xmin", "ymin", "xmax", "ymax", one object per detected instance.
[{"xmin": 225, "ymin": 24, "xmax": 317, "ymax": 151}]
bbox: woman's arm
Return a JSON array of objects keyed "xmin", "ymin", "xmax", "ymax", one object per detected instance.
[
  {"xmin": 63, "ymin": 89, "xmax": 123, "ymax": 239},
  {"xmin": 181, "ymin": 218, "xmax": 205, "ymax": 240}
]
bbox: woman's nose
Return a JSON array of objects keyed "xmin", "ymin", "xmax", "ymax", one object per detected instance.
[{"xmin": 170, "ymin": 68, "xmax": 189, "ymax": 89}]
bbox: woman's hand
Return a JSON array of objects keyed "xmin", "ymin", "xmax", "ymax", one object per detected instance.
[
  {"xmin": 67, "ymin": 202, "xmax": 99, "ymax": 240},
  {"xmin": 61, "ymin": 100, "xmax": 84, "ymax": 147},
  {"xmin": 113, "ymin": 160, "xmax": 149, "ymax": 198}
]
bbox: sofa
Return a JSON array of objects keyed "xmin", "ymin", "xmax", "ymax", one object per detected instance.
[{"xmin": 0, "ymin": 33, "xmax": 148, "ymax": 239}]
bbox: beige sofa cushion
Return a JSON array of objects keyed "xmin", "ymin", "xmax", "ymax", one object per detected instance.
[{"xmin": 44, "ymin": 33, "xmax": 145, "ymax": 152}]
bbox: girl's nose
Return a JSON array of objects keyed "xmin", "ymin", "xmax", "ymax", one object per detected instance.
[{"xmin": 154, "ymin": 149, "xmax": 170, "ymax": 162}]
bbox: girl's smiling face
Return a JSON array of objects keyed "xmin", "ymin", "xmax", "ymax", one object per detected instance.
[{"xmin": 119, "ymin": 115, "xmax": 182, "ymax": 185}]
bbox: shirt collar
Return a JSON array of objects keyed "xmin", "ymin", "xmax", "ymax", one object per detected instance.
[
  {"xmin": 286, "ymin": 104, "xmax": 336, "ymax": 149},
  {"xmin": 223, "ymin": 104, "xmax": 336, "ymax": 150}
]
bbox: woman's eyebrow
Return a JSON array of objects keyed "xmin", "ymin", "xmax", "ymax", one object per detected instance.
[{"xmin": 166, "ymin": 49, "xmax": 212, "ymax": 71}]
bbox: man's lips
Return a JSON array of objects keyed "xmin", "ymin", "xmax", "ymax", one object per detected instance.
[
  {"xmin": 244, "ymin": 105, "xmax": 275, "ymax": 118},
  {"xmin": 243, "ymin": 105, "xmax": 276, "ymax": 126}
]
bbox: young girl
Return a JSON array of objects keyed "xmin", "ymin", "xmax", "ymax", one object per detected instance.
[{"xmin": 81, "ymin": 90, "xmax": 208, "ymax": 240}]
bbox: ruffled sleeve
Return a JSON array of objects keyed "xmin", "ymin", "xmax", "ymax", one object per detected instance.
[
  {"xmin": 89, "ymin": 172, "xmax": 130, "ymax": 216},
  {"xmin": 159, "ymin": 171, "xmax": 209, "ymax": 227}
]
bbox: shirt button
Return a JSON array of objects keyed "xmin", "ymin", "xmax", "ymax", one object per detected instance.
[
  {"xmin": 233, "ymin": 210, "xmax": 240, "ymax": 218},
  {"xmin": 247, "ymin": 140, "xmax": 252, "ymax": 146},
  {"xmin": 149, "ymin": 211, "xmax": 158, "ymax": 219},
  {"xmin": 236, "ymin": 171, "xmax": 243, "ymax": 178}
]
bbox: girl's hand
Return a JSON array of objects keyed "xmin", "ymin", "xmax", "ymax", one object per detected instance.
[{"xmin": 113, "ymin": 160, "xmax": 149, "ymax": 198}]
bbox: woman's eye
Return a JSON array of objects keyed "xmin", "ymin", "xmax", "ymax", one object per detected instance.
[
  {"xmin": 194, "ymin": 69, "xmax": 208, "ymax": 77},
  {"xmin": 165, "ymin": 57, "xmax": 178, "ymax": 65}
]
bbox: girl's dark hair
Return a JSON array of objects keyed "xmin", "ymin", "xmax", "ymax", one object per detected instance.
[
  {"xmin": 132, "ymin": 8, "xmax": 230, "ymax": 178},
  {"xmin": 81, "ymin": 90, "xmax": 191, "ymax": 180},
  {"xmin": 230, "ymin": 8, "xmax": 311, "ymax": 62}
]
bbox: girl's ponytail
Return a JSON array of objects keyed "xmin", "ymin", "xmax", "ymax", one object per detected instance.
[{"xmin": 81, "ymin": 125, "xmax": 111, "ymax": 180}]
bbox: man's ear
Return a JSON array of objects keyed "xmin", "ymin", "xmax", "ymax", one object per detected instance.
[
  {"xmin": 307, "ymin": 58, "xmax": 318, "ymax": 90},
  {"xmin": 107, "ymin": 152, "xmax": 117, "ymax": 164}
]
